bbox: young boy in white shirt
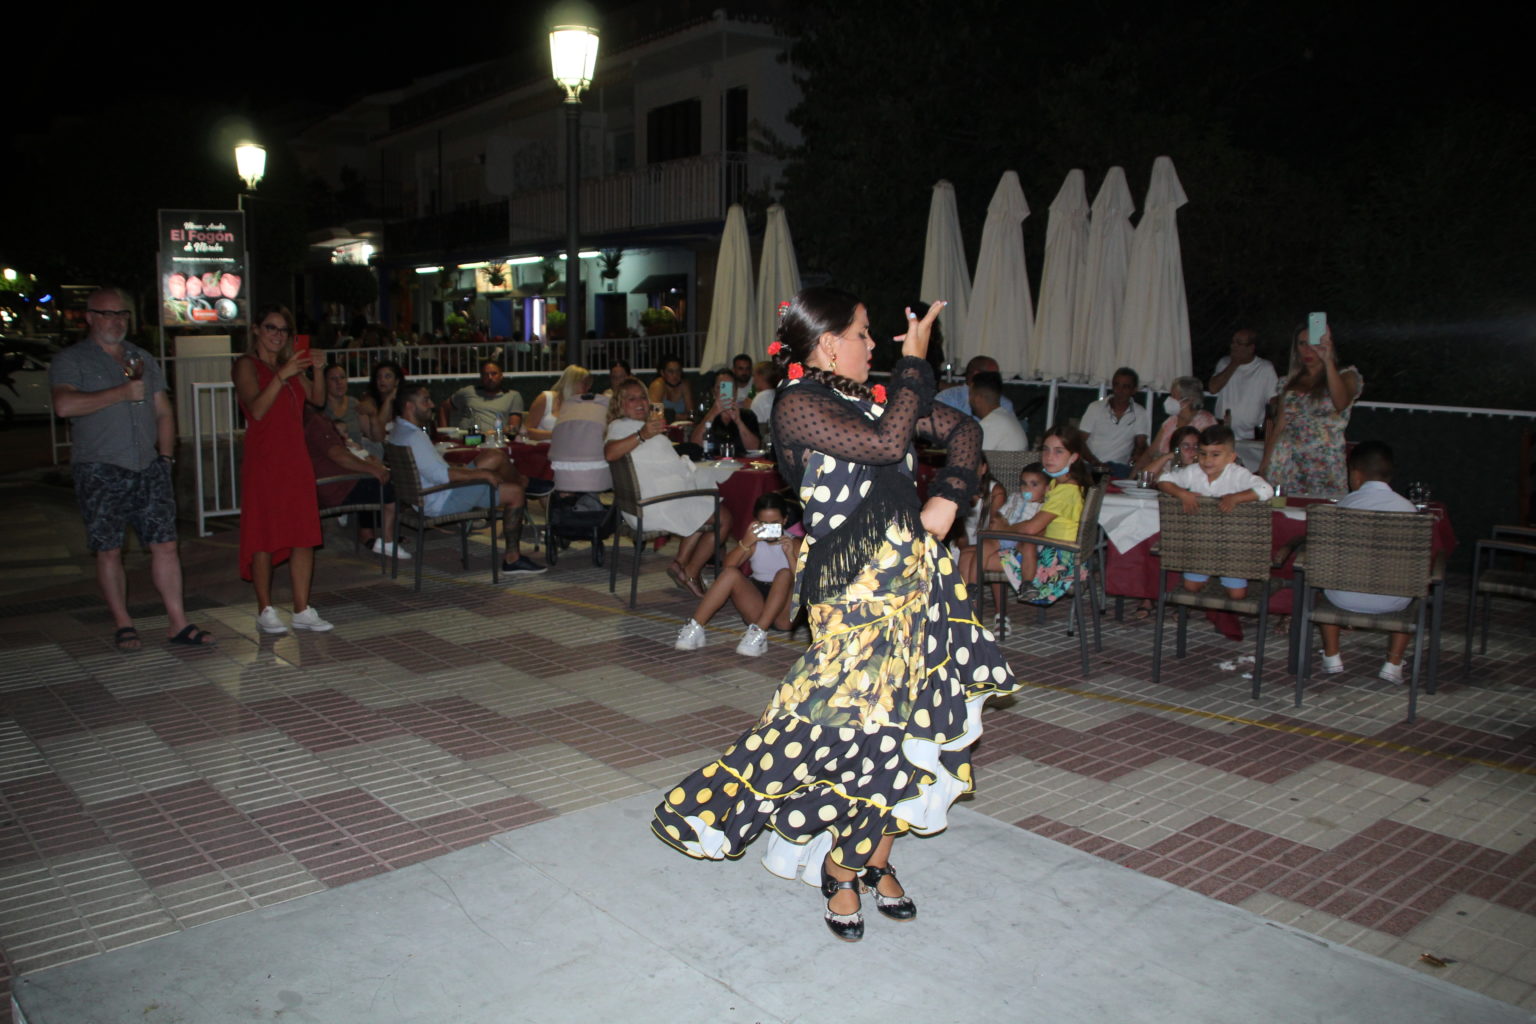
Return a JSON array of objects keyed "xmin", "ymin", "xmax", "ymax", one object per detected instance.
[
  {"xmin": 1156, "ymin": 423, "xmax": 1274, "ymax": 599},
  {"xmin": 1316, "ymin": 441, "xmax": 1418, "ymax": 683}
]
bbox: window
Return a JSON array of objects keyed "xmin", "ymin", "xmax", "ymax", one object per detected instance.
[{"xmin": 647, "ymin": 99, "xmax": 701, "ymax": 164}]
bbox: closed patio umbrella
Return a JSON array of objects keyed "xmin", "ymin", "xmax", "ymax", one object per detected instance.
[
  {"xmin": 755, "ymin": 203, "xmax": 801, "ymax": 360},
  {"xmin": 918, "ymin": 180, "xmax": 973, "ymax": 373},
  {"xmin": 1115, "ymin": 156, "xmax": 1191, "ymax": 391},
  {"xmin": 968, "ymin": 170, "xmax": 1034, "ymax": 379},
  {"xmin": 1031, "ymin": 169, "xmax": 1089, "ymax": 380},
  {"xmin": 1071, "ymin": 166, "xmax": 1136, "ymax": 383},
  {"xmin": 699, "ymin": 204, "xmax": 757, "ymax": 371}
]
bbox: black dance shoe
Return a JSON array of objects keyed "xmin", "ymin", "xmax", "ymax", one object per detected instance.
[
  {"xmin": 820, "ymin": 875, "xmax": 864, "ymax": 942},
  {"xmin": 859, "ymin": 864, "xmax": 917, "ymax": 921}
]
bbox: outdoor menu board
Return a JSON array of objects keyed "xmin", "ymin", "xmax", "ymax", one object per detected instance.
[{"xmin": 157, "ymin": 209, "xmax": 248, "ymax": 328}]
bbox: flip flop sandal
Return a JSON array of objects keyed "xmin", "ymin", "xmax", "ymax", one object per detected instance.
[
  {"xmin": 666, "ymin": 563, "xmax": 691, "ymax": 590},
  {"xmin": 114, "ymin": 626, "xmax": 142, "ymax": 652},
  {"xmin": 168, "ymin": 625, "xmax": 218, "ymax": 647}
]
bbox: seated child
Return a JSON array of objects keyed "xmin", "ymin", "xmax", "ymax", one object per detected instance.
[
  {"xmin": 958, "ymin": 427, "xmax": 1091, "ymax": 629},
  {"xmin": 958, "ymin": 464, "xmax": 1049, "ymax": 634},
  {"xmin": 1316, "ymin": 441, "xmax": 1417, "ymax": 683},
  {"xmin": 1156, "ymin": 423, "xmax": 1274, "ymax": 600},
  {"xmin": 674, "ymin": 493, "xmax": 802, "ymax": 657},
  {"xmin": 960, "ymin": 455, "xmax": 1007, "ymax": 553}
]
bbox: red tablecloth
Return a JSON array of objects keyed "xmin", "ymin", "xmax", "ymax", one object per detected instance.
[
  {"xmin": 1103, "ymin": 498, "xmax": 1457, "ymax": 636},
  {"xmin": 442, "ymin": 441, "xmax": 553, "ymax": 481}
]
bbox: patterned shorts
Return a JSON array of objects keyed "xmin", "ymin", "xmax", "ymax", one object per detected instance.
[{"xmin": 74, "ymin": 460, "xmax": 178, "ymax": 552}]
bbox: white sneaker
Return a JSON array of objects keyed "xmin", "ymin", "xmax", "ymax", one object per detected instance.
[
  {"xmin": 735, "ymin": 624, "xmax": 768, "ymax": 657},
  {"xmin": 290, "ymin": 607, "xmax": 335, "ymax": 632},
  {"xmin": 256, "ymin": 606, "xmax": 288, "ymax": 634},
  {"xmin": 675, "ymin": 619, "xmax": 707, "ymax": 651},
  {"xmin": 1378, "ymin": 661, "xmax": 1404, "ymax": 684},
  {"xmin": 1320, "ymin": 653, "xmax": 1344, "ymax": 675},
  {"xmin": 992, "ymin": 614, "xmax": 1010, "ymax": 638},
  {"xmin": 371, "ymin": 538, "xmax": 412, "ymax": 560}
]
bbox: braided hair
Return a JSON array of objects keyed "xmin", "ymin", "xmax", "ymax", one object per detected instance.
[{"xmin": 772, "ymin": 287, "xmax": 876, "ymax": 402}]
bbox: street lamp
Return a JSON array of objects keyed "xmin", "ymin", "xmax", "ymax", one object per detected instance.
[
  {"xmin": 549, "ymin": 23, "xmax": 598, "ymax": 362},
  {"xmin": 235, "ymin": 143, "xmax": 266, "ymax": 192}
]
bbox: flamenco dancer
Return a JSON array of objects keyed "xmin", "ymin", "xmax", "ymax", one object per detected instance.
[{"xmin": 651, "ymin": 288, "xmax": 1018, "ymax": 941}]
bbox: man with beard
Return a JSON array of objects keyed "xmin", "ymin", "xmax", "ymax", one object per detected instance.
[{"xmin": 49, "ymin": 288, "xmax": 215, "ymax": 650}]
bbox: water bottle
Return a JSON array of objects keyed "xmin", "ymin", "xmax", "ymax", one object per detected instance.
[
  {"xmin": 493, "ymin": 414, "xmax": 504, "ymax": 447},
  {"xmin": 701, "ymin": 422, "xmax": 716, "ymax": 458}
]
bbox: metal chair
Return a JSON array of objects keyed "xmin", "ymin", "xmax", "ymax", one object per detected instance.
[
  {"xmin": 384, "ymin": 444, "xmax": 504, "ymax": 592},
  {"xmin": 607, "ymin": 453, "xmax": 722, "ymax": 609},
  {"xmin": 1295, "ymin": 505, "xmax": 1441, "ymax": 721},
  {"xmin": 315, "ymin": 473, "xmax": 388, "ymax": 572},
  {"xmin": 975, "ymin": 480, "xmax": 1106, "ymax": 676},
  {"xmin": 1151, "ymin": 496, "xmax": 1288, "ymax": 698},
  {"xmin": 1464, "ymin": 526, "xmax": 1536, "ymax": 677}
]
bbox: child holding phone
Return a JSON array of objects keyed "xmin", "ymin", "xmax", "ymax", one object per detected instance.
[{"xmin": 675, "ymin": 493, "xmax": 801, "ymax": 656}]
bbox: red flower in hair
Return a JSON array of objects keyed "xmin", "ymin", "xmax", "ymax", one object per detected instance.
[
  {"xmin": 767, "ymin": 341, "xmax": 783, "ymax": 356},
  {"xmin": 871, "ymin": 384, "xmax": 887, "ymax": 404},
  {"xmin": 787, "ymin": 362, "xmax": 804, "ymax": 380}
]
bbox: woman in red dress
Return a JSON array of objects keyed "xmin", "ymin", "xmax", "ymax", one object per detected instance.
[{"xmin": 233, "ymin": 305, "xmax": 330, "ymax": 634}]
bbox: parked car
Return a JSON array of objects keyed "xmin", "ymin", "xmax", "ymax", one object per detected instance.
[{"xmin": 0, "ymin": 349, "xmax": 54, "ymax": 426}]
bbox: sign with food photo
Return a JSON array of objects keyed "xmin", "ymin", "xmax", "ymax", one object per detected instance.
[{"xmin": 157, "ymin": 209, "xmax": 248, "ymax": 327}]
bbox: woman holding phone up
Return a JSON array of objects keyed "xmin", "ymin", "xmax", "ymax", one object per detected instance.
[
  {"xmin": 233, "ymin": 304, "xmax": 331, "ymax": 634},
  {"xmin": 1259, "ymin": 325, "xmax": 1361, "ymax": 496}
]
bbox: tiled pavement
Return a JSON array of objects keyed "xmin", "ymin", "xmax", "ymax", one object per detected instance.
[{"xmin": 2, "ymin": 477, "xmax": 1535, "ymax": 1018}]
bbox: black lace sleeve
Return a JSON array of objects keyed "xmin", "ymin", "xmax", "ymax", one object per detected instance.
[
  {"xmin": 774, "ymin": 358, "xmax": 933, "ymax": 481},
  {"xmin": 916, "ymin": 401, "xmax": 980, "ymax": 506}
]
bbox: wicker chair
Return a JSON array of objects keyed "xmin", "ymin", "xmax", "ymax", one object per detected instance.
[
  {"xmin": 607, "ymin": 453, "xmax": 722, "ymax": 609},
  {"xmin": 975, "ymin": 480, "xmax": 1106, "ymax": 677},
  {"xmin": 315, "ymin": 473, "xmax": 388, "ymax": 572},
  {"xmin": 384, "ymin": 443, "xmax": 504, "ymax": 592},
  {"xmin": 1151, "ymin": 496, "xmax": 1288, "ymax": 698},
  {"xmin": 1295, "ymin": 505, "xmax": 1441, "ymax": 721},
  {"xmin": 982, "ymin": 449, "xmax": 1041, "ymax": 500},
  {"xmin": 1463, "ymin": 526, "xmax": 1536, "ymax": 678}
]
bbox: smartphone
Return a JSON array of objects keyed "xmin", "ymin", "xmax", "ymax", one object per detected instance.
[
  {"xmin": 1307, "ymin": 312, "xmax": 1326, "ymax": 346},
  {"xmin": 292, "ymin": 333, "xmax": 312, "ymax": 357},
  {"xmin": 649, "ymin": 401, "xmax": 665, "ymax": 421},
  {"xmin": 717, "ymin": 380, "xmax": 735, "ymax": 405},
  {"xmin": 755, "ymin": 522, "xmax": 783, "ymax": 540}
]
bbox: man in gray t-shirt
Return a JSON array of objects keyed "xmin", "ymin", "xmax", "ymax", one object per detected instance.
[
  {"xmin": 49, "ymin": 287, "xmax": 214, "ymax": 650},
  {"xmin": 440, "ymin": 360, "xmax": 524, "ymax": 433}
]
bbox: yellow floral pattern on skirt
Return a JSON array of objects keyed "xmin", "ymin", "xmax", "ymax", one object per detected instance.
[{"xmin": 651, "ymin": 521, "xmax": 1018, "ymax": 869}]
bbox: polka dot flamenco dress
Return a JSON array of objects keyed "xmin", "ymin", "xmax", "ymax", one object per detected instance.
[{"xmin": 651, "ymin": 357, "xmax": 1019, "ymax": 885}]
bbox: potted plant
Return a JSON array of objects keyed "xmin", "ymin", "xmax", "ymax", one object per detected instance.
[
  {"xmin": 640, "ymin": 306, "xmax": 677, "ymax": 336},
  {"xmin": 546, "ymin": 310, "xmax": 568, "ymax": 339},
  {"xmin": 599, "ymin": 248, "xmax": 623, "ymax": 282}
]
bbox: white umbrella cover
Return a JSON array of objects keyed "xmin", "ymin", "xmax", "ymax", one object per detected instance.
[
  {"xmin": 1114, "ymin": 156, "xmax": 1191, "ymax": 391},
  {"xmin": 1031, "ymin": 169, "xmax": 1089, "ymax": 380},
  {"xmin": 968, "ymin": 170, "xmax": 1034, "ymax": 379},
  {"xmin": 699, "ymin": 204, "xmax": 757, "ymax": 371},
  {"xmin": 918, "ymin": 180, "xmax": 973, "ymax": 373},
  {"xmin": 1071, "ymin": 166, "xmax": 1136, "ymax": 383},
  {"xmin": 754, "ymin": 204, "xmax": 801, "ymax": 361}
]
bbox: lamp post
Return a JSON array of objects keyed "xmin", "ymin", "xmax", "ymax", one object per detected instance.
[
  {"xmin": 549, "ymin": 23, "xmax": 599, "ymax": 364},
  {"xmin": 234, "ymin": 142, "xmax": 265, "ymax": 312}
]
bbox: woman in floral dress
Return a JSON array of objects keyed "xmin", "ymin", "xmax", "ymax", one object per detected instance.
[
  {"xmin": 1259, "ymin": 326, "xmax": 1362, "ymax": 496},
  {"xmin": 650, "ymin": 288, "xmax": 1018, "ymax": 942}
]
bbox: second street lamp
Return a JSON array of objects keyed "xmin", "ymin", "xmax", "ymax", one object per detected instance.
[{"xmin": 549, "ymin": 23, "xmax": 599, "ymax": 363}]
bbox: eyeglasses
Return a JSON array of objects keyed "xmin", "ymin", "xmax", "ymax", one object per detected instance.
[
  {"xmin": 87, "ymin": 309, "xmax": 132, "ymax": 318},
  {"xmin": 260, "ymin": 323, "xmax": 293, "ymax": 334}
]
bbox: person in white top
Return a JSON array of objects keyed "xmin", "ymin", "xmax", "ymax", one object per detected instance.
[
  {"xmin": 1156, "ymin": 423, "xmax": 1274, "ymax": 599},
  {"xmin": 1078, "ymin": 367, "xmax": 1150, "ymax": 476},
  {"xmin": 1315, "ymin": 441, "xmax": 1419, "ymax": 684},
  {"xmin": 968, "ymin": 371, "xmax": 1028, "ymax": 451},
  {"xmin": 1210, "ymin": 329, "xmax": 1279, "ymax": 467}
]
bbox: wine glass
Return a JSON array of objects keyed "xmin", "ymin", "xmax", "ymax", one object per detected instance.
[
  {"xmin": 1406, "ymin": 481, "xmax": 1426, "ymax": 510},
  {"xmin": 123, "ymin": 351, "xmax": 146, "ymax": 403}
]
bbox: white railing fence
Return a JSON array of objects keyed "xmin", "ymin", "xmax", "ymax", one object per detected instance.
[{"xmin": 191, "ymin": 382, "xmax": 242, "ymax": 537}]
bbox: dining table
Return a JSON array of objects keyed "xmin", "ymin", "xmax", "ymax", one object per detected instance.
[{"xmin": 1098, "ymin": 486, "xmax": 1457, "ymax": 638}]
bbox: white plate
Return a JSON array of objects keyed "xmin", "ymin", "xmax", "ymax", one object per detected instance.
[
  {"xmin": 1113, "ymin": 487, "xmax": 1159, "ymax": 500},
  {"xmin": 1110, "ymin": 479, "xmax": 1145, "ymax": 490}
]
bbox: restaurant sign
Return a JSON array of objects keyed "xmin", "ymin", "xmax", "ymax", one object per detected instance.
[{"xmin": 157, "ymin": 209, "xmax": 248, "ymax": 327}]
